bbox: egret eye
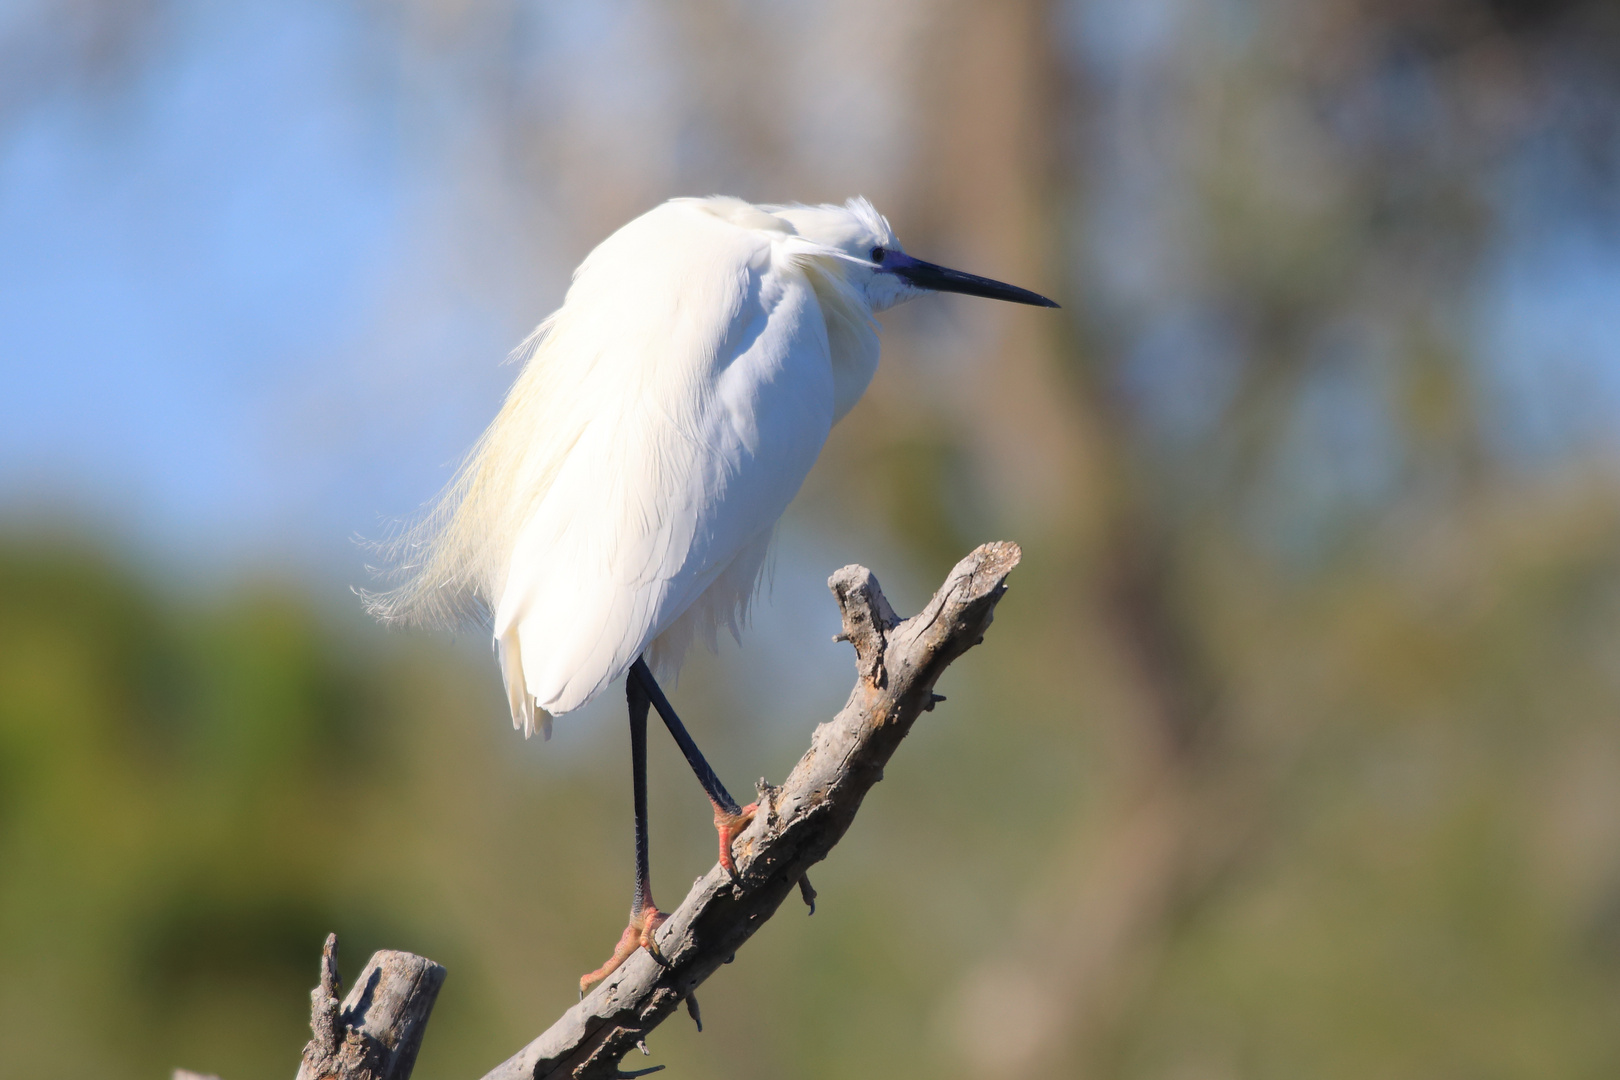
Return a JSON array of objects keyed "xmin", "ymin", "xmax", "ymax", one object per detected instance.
[{"xmin": 870, "ymin": 246, "xmax": 886, "ymax": 264}]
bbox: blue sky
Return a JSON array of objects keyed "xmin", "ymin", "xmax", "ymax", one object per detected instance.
[
  {"xmin": 0, "ymin": 1, "xmax": 524, "ymax": 575},
  {"xmin": 4, "ymin": 0, "xmax": 1620, "ymax": 583}
]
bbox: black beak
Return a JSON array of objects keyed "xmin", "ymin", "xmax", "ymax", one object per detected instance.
[{"xmin": 884, "ymin": 251, "xmax": 1059, "ymax": 308}]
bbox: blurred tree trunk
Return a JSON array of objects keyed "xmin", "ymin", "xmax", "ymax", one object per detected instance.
[
  {"xmin": 899, "ymin": 0, "xmax": 1095, "ymax": 529},
  {"xmin": 898, "ymin": 2, "xmax": 1254, "ymax": 1074}
]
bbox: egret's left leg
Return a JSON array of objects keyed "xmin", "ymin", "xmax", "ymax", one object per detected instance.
[
  {"xmin": 579, "ymin": 670, "xmax": 668, "ymax": 998},
  {"xmin": 629, "ymin": 658, "xmax": 758, "ymax": 879}
]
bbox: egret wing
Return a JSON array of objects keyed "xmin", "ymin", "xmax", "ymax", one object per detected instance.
[{"xmin": 493, "ymin": 200, "xmax": 838, "ymax": 730}]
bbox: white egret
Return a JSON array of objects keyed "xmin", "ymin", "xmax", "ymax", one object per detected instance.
[{"xmin": 366, "ymin": 195, "xmax": 1057, "ymax": 994}]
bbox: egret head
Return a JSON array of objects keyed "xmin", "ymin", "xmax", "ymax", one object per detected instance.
[{"xmin": 767, "ymin": 197, "xmax": 1059, "ymax": 313}]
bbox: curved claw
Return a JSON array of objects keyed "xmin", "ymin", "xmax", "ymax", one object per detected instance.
[
  {"xmin": 686, "ymin": 992, "xmax": 703, "ymax": 1032},
  {"xmin": 798, "ymin": 874, "xmax": 817, "ymax": 915},
  {"xmin": 639, "ymin": 907, "xmax": 670, "ymax": 968}
]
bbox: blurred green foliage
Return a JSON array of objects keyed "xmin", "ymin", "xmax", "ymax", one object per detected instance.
[
  {"xmin": 0, "ymin": 534, "xmax": 423, "ymax": 1075},
  {"xmin": 5, "ymin": 479, "xmax": 1620, "ymax": 1078}
]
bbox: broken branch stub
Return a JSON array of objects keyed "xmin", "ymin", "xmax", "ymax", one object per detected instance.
[
  {"xmin": 828, "ymin": 563, "xmax": 902, "ymax": 686},
  {"xmin": 480, "ymin": 540, "xmax": 1021, "ymax": 1080},
  {"xmin": 295, "ymin": 935, "xmax": 446, "ymax": 1080}
]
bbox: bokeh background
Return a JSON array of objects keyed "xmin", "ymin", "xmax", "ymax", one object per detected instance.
[{"xmin": 5, "ymin": 1, "xmax": 1620, "ymax": 1077}]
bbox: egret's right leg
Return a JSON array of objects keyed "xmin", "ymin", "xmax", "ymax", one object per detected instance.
[
  {"xmin": 629, "ymin": 658, "xmax": 758, "ymax": 879},
  {"xmin": 578, "ymin": 671, "xmax": 668, "ymax": 998}
]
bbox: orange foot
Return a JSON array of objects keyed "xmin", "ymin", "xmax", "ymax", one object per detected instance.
[
  {"xmin": 578, "ymin": 904, "xmax": 667, "ymax": 998},
  {"xmin": 713, "ymin": 801, "xmax": 759, "ymax": 879}
]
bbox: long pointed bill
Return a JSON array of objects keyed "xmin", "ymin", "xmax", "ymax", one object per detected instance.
[{"xmin": 888, "ymin": 252, "xmax": 1059, "ymax": 308}]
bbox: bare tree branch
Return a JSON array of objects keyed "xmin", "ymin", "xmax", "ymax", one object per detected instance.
[{"xmin": 477, "ymin": 540, "xmax": 1022, "ymax": 1080}]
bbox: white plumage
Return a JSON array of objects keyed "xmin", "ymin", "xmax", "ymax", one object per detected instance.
[{"xmin": 367, "ymin": 195, "xmax": 912, "ymax": 736}]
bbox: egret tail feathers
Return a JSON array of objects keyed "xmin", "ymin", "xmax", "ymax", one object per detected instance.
[{"xmin": 497, "ymin": 629, "xmax": 552, "ymax": 740}]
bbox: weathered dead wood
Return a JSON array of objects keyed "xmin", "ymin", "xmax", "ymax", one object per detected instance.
[
  {"xmin": 480, "ymin": 540, "xmax": 1021, "ymax": 1080},
  {"xmin": 295, "ymin": 933, "xmax": 446, "ymax": 1080}
]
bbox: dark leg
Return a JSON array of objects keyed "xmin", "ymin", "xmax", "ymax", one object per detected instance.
[
  {"xmin": 579, "ymin": 672, "xmax": 669, "ymax": 998},
  {"xmin": 628, "ymin": 670, "xmax": 656, "ymax": 918},
  {"xmin": 630, "ymin": 657, "xmax": 758, "ymax": 878}
]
